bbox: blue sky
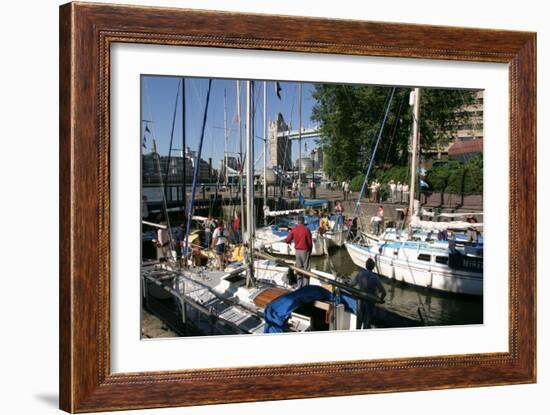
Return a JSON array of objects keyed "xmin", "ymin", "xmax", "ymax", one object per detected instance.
[{"xmin": 141, "ymin": 75, "xmax": 321, "ymax": 170}]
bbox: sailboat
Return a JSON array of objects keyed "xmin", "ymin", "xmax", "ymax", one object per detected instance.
[
  {"xmin": 344, "ymin": 88, "xmax": 483, "ymax": 296},
  {"xmin": 254, "ymin": 81, "xmax": 348, "ymax": 256},
  {"xmin": 142, "ymin": 78, "xmax": 424, "ymax": 335},
  {"xmin": 141, "ymin": 80, "xmax": 372, "ymax": 335}
]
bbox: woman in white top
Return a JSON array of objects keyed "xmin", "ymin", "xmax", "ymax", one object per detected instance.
[
  {"xmin": 154, "ymin": 224, "xmax": 171, "ymax": 262},
  {"xmin": 212, "ymin": 220, "xmax": 229, "ymax": 270}
]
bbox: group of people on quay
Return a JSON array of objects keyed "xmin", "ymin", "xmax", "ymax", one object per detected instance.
[
  {"xmin": 371, "ymin": 180, "xmax": 410, "ymax": 204},
  {"xmin": 337, "ymin": 178, "xmax": 411, "ymax": 205},
  {"xmin": 290, "ymin": 179, "xmax": 319, "ymax": 199}
]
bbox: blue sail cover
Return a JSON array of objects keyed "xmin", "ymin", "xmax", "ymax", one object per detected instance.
[
  {"xmin": 263, "ymin": 285, "xmax": 358, "ymax": 333},
  {"xmin": 270, "ymin": 215, "xmax": 320, "ymax": 238},
  {"xmin": 298, "ymin": 192, "xmax": 328, "ymax": 207}
]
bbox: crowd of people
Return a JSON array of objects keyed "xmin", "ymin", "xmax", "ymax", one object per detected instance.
[{"xmin": 150, "ymin": 211, "xmax": 244, "ymax": 271}]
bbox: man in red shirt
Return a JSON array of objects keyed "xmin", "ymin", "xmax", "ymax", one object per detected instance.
[
  {"xmin": 232, "ymin": 212, "xmax": 241, "ymax": 243},
  {"xmin": 285, "ymin": 216, "xmax": 313, "ymax": 287}
]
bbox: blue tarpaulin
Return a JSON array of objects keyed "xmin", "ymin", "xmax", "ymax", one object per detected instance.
[
  {"xmin": 263, "ymin": 285, "xmax": 358, "ymax": 333},
  {"xmin": 298, "ymin": 192, "xmax": 328, "ymax": 207}
]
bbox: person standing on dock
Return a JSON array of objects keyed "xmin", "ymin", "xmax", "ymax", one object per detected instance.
[
  {"xmin": 334, "ymin": 201, "xmax": 344, "ymax": 214},
  {"xmin": 389, "ymin": 180, "xmax": 396, "ymax": 203},
  {"xmin": 371, "ymin": 205, "xmax": 384, "ymax": 236},
  {"xmin": 319, "ymin": 213, "xmax": 330, "ymax": 236},
  {"xmin": 203, "ymin": 214, "xmax": 216, "ymax": 249},
  {"xmin": 284, "ymin": 216, "xmax": 313, "ymax": 287},
  {"xmin": 141, "ymin": 195, "xmax": 150, "ymax": 220},
  {"xmin": 175, "ymin": 223, "xmax": 185, "ymax": 262},
  {"xmin": 402, "ymin": 182, "xmax": 410, "ymax": 204},
  {"xmin": 232, "ymin": 212, "xmax": 242, "ymax": 244},
  {"xmin": 212, "ymin": 220, "xmax": 229, "ymax": 270},
  {"xmin": 334, "ymin": 201, "xmax": 345, "ymax": 230},
  {"xmin": 319, "ymin": 213, "xmax": 330, "ymax": 255},
  {"xmin": 396, "ymin": 181, "xmax": 403, "ymax": 203},
  {"xmin": 309, "ymin": 179, "xmax": 316, "ymax": 199},
  {"xmin": 154, "ymin": 222, "xmax": 171, "ymax": 262},
  {"xmin": 350, "ymin": 258, "xmax": 386, "ymax": 329},
  {"xmin": 342, "ymin": 179, "xmax": 350, "ymax": 201}
]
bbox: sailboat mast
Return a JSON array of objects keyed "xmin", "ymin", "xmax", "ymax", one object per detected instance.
[
  {"xmin": 409, "ymin": 87, "xmax": 421, "ymax": 216},
  {"xmin": 263, "ymin": 81, "xmax": 268, "ymax": 223},
  {"xmin": 298, "ymin": 83, "xmax": 302, "ymax": 188},
  {"xmin": 224, "ymin": 89, "xmax": 228, "ymax": 186},
  {"xmin": 181, "ymin": 78, "xmax": 186, "ymax": 220},
  {"xmin": 245, "ymin": 80, "xmax": 255, "ymax": 286},
  {"xmin": 237, "ymin": 81, "xmax": 246, "ymax": 246}
]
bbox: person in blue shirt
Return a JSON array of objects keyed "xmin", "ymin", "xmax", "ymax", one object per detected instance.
[{"xmin": 350, "ymin": 258, "xmax": 386, "ymax": 329}]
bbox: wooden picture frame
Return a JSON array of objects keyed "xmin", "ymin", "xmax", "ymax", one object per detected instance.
[{"xmin": 59, "ymin": 2, "xmax": 536, "ymax": 412}]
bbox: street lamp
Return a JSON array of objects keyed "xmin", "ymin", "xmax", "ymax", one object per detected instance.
[{"xmin": 311, "ymin": 149, "xmax": 316, "ymax": 199}]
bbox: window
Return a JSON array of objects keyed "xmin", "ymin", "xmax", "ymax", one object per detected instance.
[
  {"xmin": 435, "ymin": 256, "xmax": 449, "ymax": 265},
  {"xmin": 418, "ymin": 254, "xmax": 431, "ymax": 262}
]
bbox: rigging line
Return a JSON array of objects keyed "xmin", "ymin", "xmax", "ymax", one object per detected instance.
[
  {"xmin": 184, "ymin": 79, "xmax": 214, "ymax": 259},
  {"xmin": 143, "ymin": 78, "xmax": 176, "ymax": 230},
  {"xmin": 277, "ymin": 84, "xmax": 298, "ymax": 191},
  {"xmin": 354, "ymin": 87, "xmax": 393, "ymax": 173},
  {"xmin": 351, "ymin": 87, "xmax": 396, "ymax": 220},
  {"xmin": 381, "ymin": 90, "xmax": 407, "ymax": 168},
  {"xmin": 143, "ymin": 79, "xmax": 160, "ymax": 150},
  {"xmin": 191, "ymin": 80, "xmax": 216, "ymax": 150},
  {"xmin": 164, "ymin": 79, "xmax": 182, "ymax": 198},
  {"xmin": 142, "ymin": 78, "xmax": 177, "ymax": 261},
  {"xmin": 152, "ymin": 143, "xmax": 177, "ymax": 265},
  {"xmin": 367, "ymin": 88, "xmax": 394, "ymax": 167},
  {"xmin": 399, "ymin": 244, "xmax": 430, "ymax": 325}
]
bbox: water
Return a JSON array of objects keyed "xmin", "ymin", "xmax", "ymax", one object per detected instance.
[{"xmin": 310, "ymin": 247, "xmax": 483, "ymax": 327}]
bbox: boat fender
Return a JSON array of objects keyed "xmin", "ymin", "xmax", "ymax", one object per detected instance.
[
  {"xmin": 284, "ymin": 268, "xmax": 297, "ymax": 286},
  {"xmin": 417, "ymin": 307, "xmax": 426, "ymax": 325}
]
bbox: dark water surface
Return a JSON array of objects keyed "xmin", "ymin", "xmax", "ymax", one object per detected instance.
[{"xmin": 310, "ymin": 247, "xmax": 483, "ymax": 326}]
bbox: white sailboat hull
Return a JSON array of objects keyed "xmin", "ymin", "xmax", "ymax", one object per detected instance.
[
  {"xmin": 255, "ymin": 227, "xmax": 326, "ymax": 256},
  {"xmin": 345, "ymin": 242, "xmax": 483, "ymax": 296},
  {"xmin": 324, "ymin": 228, "xmax": 349, "ymax": 248}
]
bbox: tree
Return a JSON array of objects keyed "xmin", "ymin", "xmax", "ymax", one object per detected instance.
[
  {"xmin": 311, "ymin": 85, "xmax": 476, "ymax": 181},
  {"xmin": 424, "ymin": 155, "xmax": 483, "ymax": 197}
]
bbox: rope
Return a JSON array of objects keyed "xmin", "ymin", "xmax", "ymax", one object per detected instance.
[
  {"xmin": 351, "ymin": 87, "xmax": 396, "ymax": 220},
  {"xmin": 184, "ymin": 79, "xmax": 213, "ymax": 259},
  {"xmin": 163, "ymin": 79, "xmax": 182, "ymax": 196},
  {"xmin": 143, "ymin": 78, "xmax": 177, "ymax": 265}
]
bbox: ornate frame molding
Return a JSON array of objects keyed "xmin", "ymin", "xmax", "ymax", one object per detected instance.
[{"xmin": 60, "ymin": 2, "xmax": 536, "ymax": 412}]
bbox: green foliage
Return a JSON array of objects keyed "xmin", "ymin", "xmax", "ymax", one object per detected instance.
[
  {"xmin": 311, "ymin": 85, "xmax": 476, "ymax": 181},
  {"xmin": 425, "ymin": 155, "xmax": 483, "ymax": 195},
  {"xmin": 372, "ymin": 166, "xmax": 409, "ymax": 185},
  {"xmin": 350, "ymin": 174, "xmax": 365, "ymax": 192}
]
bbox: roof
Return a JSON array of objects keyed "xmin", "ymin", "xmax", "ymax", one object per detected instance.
[{"xmin": 448, "ymin": 139, "xmax": 483, "ymax": 156}]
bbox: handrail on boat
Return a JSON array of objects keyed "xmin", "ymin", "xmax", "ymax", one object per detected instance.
[{"xmin": 255, "ymin": 250, "xmax": 384, "ymax": 304}]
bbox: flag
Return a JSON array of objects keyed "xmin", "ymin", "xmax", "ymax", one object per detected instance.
[
  {"xmin": 145, "ymin": 125, "xmax": 151, "ymax": 133},
  {"xmin": 275, "ymin": 82, "xmax": 282, "ymax": 99},
  {"xmin": 142, "ymin": 135, "xmax": 147, "ymax": 148}
]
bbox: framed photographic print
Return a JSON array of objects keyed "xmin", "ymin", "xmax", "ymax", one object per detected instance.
[{"xmin": 59, "ymin": 2, "xmax": 536, "ymax": 412}]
